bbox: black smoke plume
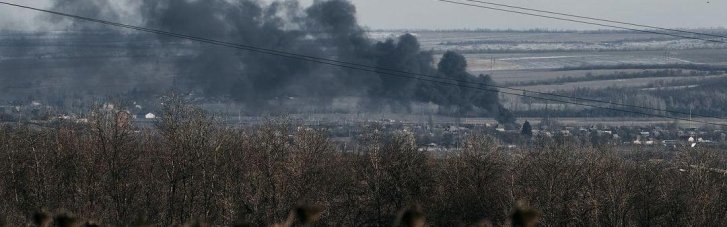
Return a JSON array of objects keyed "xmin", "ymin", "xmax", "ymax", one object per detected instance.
[{"xmin": 4, "ymin": 0, "xmax": 514, "ymax": 123}]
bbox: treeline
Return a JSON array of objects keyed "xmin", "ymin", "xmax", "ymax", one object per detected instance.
[
  {"xmin": 432, "ymin": 46, "xmax": 727, "ymax": 55},
  {"xmin": 515, "ymin": 73, "xmax": 727, "ymax": 118},
  {"xmin": 0, "ymin": 100, "xmax": 725, "ymax": 226},
  {"xmin": 611, "ymin": 77, "xmax": 727, "ymax": 117},
  {"xmin": 439, "ymin": 37, "xmax": 683, "ymax": 46},
  {"xmin": 561, "ymin": 63, "xmax": 727, "ymax": 72},
  {"xmin": 507, "ymin": 69, "xmax": 718, "ymax": 87}
]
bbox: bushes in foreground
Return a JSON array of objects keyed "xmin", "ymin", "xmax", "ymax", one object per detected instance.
[{"xmin": 0, "ymin": 102, "xmax": 725, "ymax": 226}]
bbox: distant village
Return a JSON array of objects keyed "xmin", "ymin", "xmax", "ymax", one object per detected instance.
[{"xmin": 3, "ymin": 100, "xmax": 724, "ymax": 152}]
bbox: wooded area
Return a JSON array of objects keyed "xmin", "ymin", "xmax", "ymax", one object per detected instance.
[{"xmin": 0, "ymin": 100, "xmax": 725, "ymax": 226}]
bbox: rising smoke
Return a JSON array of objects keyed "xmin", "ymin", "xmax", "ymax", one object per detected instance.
[{"xmin": 6, "ymin": 0, "xmax": 514, "ymax": 123}]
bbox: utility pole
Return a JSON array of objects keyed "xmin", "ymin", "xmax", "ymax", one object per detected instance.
[
  {"xmin": 690, "ymin": 107, "xmax": 693, "ymax": 129},
  {"xmin": 664, "ymin": 50, "xmax": 669, "ymax": 63},
  {"xmin": 491, "ymin": 57, "xmax": 495, "ymax": 71}
]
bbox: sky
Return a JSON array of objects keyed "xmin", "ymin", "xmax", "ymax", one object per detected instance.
[{"xmin": 0, "ymin": 0, "xmax": 725, "ymax": 31}]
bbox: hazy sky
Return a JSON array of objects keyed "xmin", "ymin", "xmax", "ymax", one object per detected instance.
[
  {"xmin": 352, "ymin": 0, "xmax": 726, "ymax": 30},
  {"xmin": 1, "ymin": 0, "xmax": 725, "ymax": 30}
]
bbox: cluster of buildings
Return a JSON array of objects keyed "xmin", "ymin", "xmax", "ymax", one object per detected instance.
[
  {"xmin": 322, "ymin": 118, "xmax": 727, "ymax": 150},
  {"xmin": 0, "ymin": 101, "xmax": 159, "ymax": 125},
  {"xmin": 2, "ymin": 101, "xmax": 725, "ymax": 150}
]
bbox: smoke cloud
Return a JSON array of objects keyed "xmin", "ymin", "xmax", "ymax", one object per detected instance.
[{"xmin": 3, "ymin": 0, "xmax": 514, "ymax": 123}]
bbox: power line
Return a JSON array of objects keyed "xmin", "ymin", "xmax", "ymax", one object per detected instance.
[
  {"xmin": 2, "ymin": 1, "xmax": 719, "ymax": 120},
  {"xmin": 1, "ymin": 1, "xmax": 725, "ymax": 127},
  {"xmin": 437, "ymin": 0, "xmax": 727, "ymax": 119},
  {"xmin": 462, "ymin": 0, "xmax": 727, "ymax": 41},
  {"xmin": 13, "ymin": 0, "xmax": 719, "ymax": 121},
  {"xmin": 436, "ymin": 0, "xmax": 727, "ymax": 119},
  {"xmin": 438, "ymin": 0, "xmax": 727, "ymax": 44}
]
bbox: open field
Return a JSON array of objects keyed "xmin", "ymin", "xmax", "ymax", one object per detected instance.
[
  {"xmin": 459, "ymin": 49, "xmax": 726, "ymax": 72},
  {"xmin": 381, "ymin": 30, "xmax": 676, "ymax": 47},
  {"xmin": 395, "ymin": 30, "xmax": 727, "ymax": 79},
  {"xmin": 403, "ymin": 30, "xmax": 727, "ymax": 52},
  {"xmin": 478, "ymin": 69, "xmax": 646, "ymax": 84}
]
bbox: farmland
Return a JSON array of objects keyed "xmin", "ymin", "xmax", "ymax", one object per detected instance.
[
  {"xmin": 3, "ymin": 29, "xmax": 727, "ymax": 123},
  {"xmin": 380, "ymin": 29, "xmax": 727, "ymax": 119}
]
